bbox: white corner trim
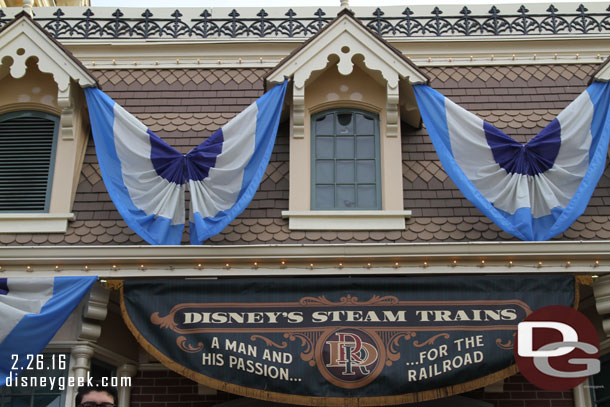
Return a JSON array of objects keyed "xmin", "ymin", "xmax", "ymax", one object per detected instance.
[
  {"xmin": 282, "ymin": 210, "xmax": 412, "ymax": 230},
  {"xmin": 0, "ymin": 213, "xmax": 75, "ymax": 233}
]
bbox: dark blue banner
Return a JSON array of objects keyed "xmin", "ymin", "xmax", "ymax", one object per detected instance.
[{"xmin": 121, "ymin": 275, "xmax": 575, "ymax": 405}]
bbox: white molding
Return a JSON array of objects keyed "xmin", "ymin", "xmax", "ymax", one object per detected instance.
[
  {"xmin": 594, "ymin": 274, "xmax": 610, "ymax": 337},
  {"xmin": 0, "ymin": 241, "xmax": 609, "ymax": 277},
  {"xmin": 0, "ymin": 15, "xmax": 96, "ymax": 90},
  {"xmin": 0, "ymin": 213, "xmax": 74, "ymax": 233},
  {"xmin": 267, "ymin": 13, "xmax": 427, "ymax": 87},
  {"xmin": 282, "ymin": 210, "xmax": 412, "ymax": 230}
]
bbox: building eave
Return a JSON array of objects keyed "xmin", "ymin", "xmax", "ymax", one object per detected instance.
[{"xmin": 0, "ymin": 241, "xmax": 608, "ymax": 277}]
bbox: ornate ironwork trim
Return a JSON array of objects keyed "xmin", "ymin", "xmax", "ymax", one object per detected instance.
[{"xmin": 1, "ymin": 6, "xmax": 609, "ymax": 40}]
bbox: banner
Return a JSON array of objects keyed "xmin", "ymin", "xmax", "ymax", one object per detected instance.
[
  {"xmin": 413, "ymin": 81, "xmax": 610, "ymax": 241},
  {"xmin": 0, "ymin": 276, "xmax": 97, "ymax": 384},
  {"xmin": 84, "ymin": 81, "xmax": 287, "ymax": 245},
  {"xmin": 121, "ymin": 275, "xmax": 575, "ymax": 405}
]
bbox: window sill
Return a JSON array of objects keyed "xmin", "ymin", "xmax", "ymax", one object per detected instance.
[
  {"xmin": 281, "ymin": 210, "xmax": 412, "ymax": 230},
  {"xmin": 0, "ymin": 213, "xmax": 75, "ymax": 233}
]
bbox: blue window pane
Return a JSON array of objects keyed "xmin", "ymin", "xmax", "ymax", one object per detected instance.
[
  {"xmin": 316, "ymin": 160, "xmax": 334, "ymax": 183},
  {"xmin": 316, "ymin": 137, "xmax": 334, "ymax": 159},
  {"xmin": 336, "ymin": 137, "xmax": 354, "ymax": 159},
  {"xmin": 316, "ymin": 185, "xmax": 334, "ymax": 208},
  {"xmin": 356, "ymin": 136, "xmax": 375, "ymax": 159},
  {"xmin": 358, "ymin": 185, "xmax": 377, "ymax": 208},
  {"xmin": 356, "ymin": 114, "xmax": 375, "ymax": 135},
  {"xmin": 357, "ymin": 160, "xmax": 376, "ymax": 183},
  {"xmin": 336, "ymin": 113, "xmax": 353, "ymax": 135},
  {"xmin": 336, "ymin": 160, "xmax": 354, "ymax": 183},
  {"xmin": 336, "ymin": 185, "xmax": 356, "ymax": 208},
  {"xmin": 315, "ymin": 114, "xmax": 334, "ymax": 135}
]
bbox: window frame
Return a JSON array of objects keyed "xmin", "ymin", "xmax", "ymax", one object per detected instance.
[
  {"xmin": 311, "ymin": 108, "xmax": 382, "ymax": 211},
  {"xmin": 0, "ymin": 110, "xmax": 60, "ymax": 214}
]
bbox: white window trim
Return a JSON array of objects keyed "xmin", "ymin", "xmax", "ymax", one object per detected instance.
[
  {"xmin": 282, "ymin": 210, "xmax": 412, "ymax": 230},
  {"xmin": 0, "ymin": 213, "xmax": 75, "ymax": 233}
]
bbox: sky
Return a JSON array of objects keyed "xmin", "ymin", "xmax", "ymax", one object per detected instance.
[{"xmin": 91, "ymin": 0, "xmax": 606, "ymax": 7}]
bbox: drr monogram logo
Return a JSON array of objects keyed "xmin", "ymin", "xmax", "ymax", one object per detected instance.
[
  {"xmin": 317, "ymin": 328, "xmax": 385, "ymax": 389},
  {"xmin": 326, "ymin": 332, "xmax": 379, "ymax": 376}
]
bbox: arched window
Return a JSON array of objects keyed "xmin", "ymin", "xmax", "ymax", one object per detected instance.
[
  {"xmin": 0, "ymin": 111, "xmax": 59, "ymax": 212},
  {"xmin": 311, "ymin": 109, "xmax": 381, "ymax": 210}
]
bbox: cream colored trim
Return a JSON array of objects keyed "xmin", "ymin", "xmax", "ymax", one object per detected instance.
[
  {"xmin": 0, "ymin": 16, "xmax": 96, "ymax": 90},
  {"xmin": 282, "ymin": 210, "xmax": 412, "ymax": 230},
  {"xmin": 0, "ymin": 241, "xmax": 609, "ymax": 277},
  {"xmin": 594, "ymin": 274, "xmax": 610, "ymax": 337},
  {"xmin": 0, "ymin": 213, "xmax": 74, "ymax": 233},
  {"xmin": 266, "ymin": 13, "xmax": 428, "ymax": 86},
  {"xmin": 573, "ymin": 383, "xmax": 592, "ymax": 407}
]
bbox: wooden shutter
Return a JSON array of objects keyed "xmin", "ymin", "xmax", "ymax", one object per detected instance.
[{"xmin": 0, "ymin": 112, "xmax": 59, "ymax": 212}]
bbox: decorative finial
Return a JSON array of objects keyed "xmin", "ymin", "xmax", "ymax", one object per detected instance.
[
  {"xmin": 23, "ymin": 0, "xmax": 34, "ymax": 16},
  {"xmin": 340, "ymin": 0, "xmax": 349, "ymax": 8}
]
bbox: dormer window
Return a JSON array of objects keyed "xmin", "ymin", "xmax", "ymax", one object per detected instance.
[
  {"xmin": 312, "ymin": 109, "xmax": 380, "ymax": 210},
  {"xmin": 0, "ymin": 12, "xmax": 97, "ymax": 233},
  {"xmin": 265, "ymin": 10, "xmax": 428, "ymax": 230}
]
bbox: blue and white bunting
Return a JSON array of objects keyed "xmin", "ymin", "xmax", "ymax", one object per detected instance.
[
  {"xmin": 0, "ymin": 277, "xmax": 96, "ymax": 384},
  {"xmin": 84, "ymin": 81, "xmax": 287, "ymax": 245},
  {"xmin": 413, "ymin": 81, "xmax": 610, "ymax": 241}
]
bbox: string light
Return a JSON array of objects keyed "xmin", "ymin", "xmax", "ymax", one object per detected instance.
[
  {"xmin": 423, "ymin": 261, "xmax": 428, "ymax": 268},
  {"xmin": 139, "ymin": 264, "xmax": 146, "ymax": 271},
  {"xmin": 480, "ymin": 260, "xmax": 485, "ymax": 266},
  {"xmin": 281, "ymin": 260, "xmax": 286, "ymax": 268},
  {"xmin": 309, "ymin": 263, "xmax": 314, "ymax": 270},
  {"xmin": 452, "ymin": 260, "xmax": 457, "ymax": 267},
  {"xmin": 259, "ymin": 57, "xmax": 263, "ymax": 63},
  {"xmin": 197, "ymin": 263, "xmax": 203, "ymax": 270},
  {"xmin": 338, "ymin": 262, "xmax": 343, "ymax": 269},
  {"xmin": 112, "ymin": 265, "xmax": 118, "ymax": 271},
  {"xmin": 225, "ymin": 263, "xmax": 230, "ymax": 270},
  {"xmin": 55, "ymin": 265, "xmax": 61, "ymax": 272},
  {"xmin": 253, "ymin": 262, "xmax": 258, "ymax": 269},
  {"xmin": 26, "ymin": 265, "xmax": 32, "ymax": 272},
  {"xmin": 594, "ymin": 260, "xmax": 600, "ymax": 267},
  {"xmin": 394, "ymin": 262, "xmax": 399, "ymax": 268},
  {"xmin": 537, "ymin": 261, "xmax": 543, "ymax": 268},
  {"xmin": 592, "ymin": 275, "xmax": 599, "ymax": 279},
  {"xmin": 566, "ymin": 261, "xmax": 571, "ymax": 267},
  {"xmin": 91, "ymin": 61, "xmax": 96, "ymax": 66},
  {"xmin": 0, "ymin": 266, "xmax": 3, "ymax": 272},
  {"xmin": 176, "ymin": 58, "xmax": 180, "ymax": 64},
  {"xmin": 508, "ymin": 260, "xmax": 513, "ymax": 267},
  {"xmin": 84, "ymin": 265, "xmax": 89, "ymax": 271}
]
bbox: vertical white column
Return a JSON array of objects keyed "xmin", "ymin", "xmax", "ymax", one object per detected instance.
[
  {"xmin": 116, "ymin": 364, "xmax": 138, "ymax": 407},
  {"xmin": 65, "ymin": 344, "xmax": 94, "ymax": 407}
]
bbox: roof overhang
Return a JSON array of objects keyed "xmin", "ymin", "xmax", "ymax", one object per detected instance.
[
  {"xmin": 0, "ymin": 11, "xmax": 97, "ymax": 91},
  {"xmin": 265, "ymin": 9, "xmax": 429, "ymax": 89}
]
